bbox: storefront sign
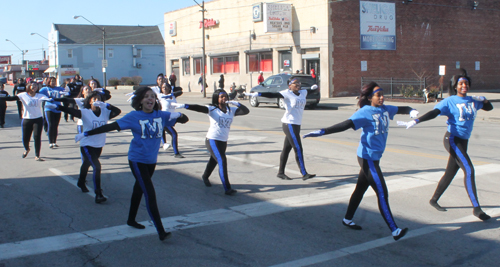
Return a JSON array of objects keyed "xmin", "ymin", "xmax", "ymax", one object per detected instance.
[
  {"xmin": 360, "ymin": 1, "xmax": 396, "ymax": 50},
  {"xmin": 60, "ymin": 68, "xmax": 80, "ymax": 76},
  {"xmin": 253, "ymin": 3, "xmax": 263, "ymax": 22},
  {"xmin": 169, "ymin": 21, "xmax": 177, "ymax": 36},
  {"xmin": 199, "ymin": 19, "xmax": 219, "ymax": 29},
  {"xmin": 0, "ymin": 55, "xmax": 11, "ymax": 64},
  {"xmin": 263, "ymin": 3, "xmax": 292, "ymax": 33}
]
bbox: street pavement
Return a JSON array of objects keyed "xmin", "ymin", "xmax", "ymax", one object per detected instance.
[{"xmin": 1, "ymin": 85, "xmax": 499, "ymax": 266}]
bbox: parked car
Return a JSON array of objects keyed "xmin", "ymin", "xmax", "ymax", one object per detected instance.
[
  {"xmin": 0, "ymin": 77, "xmax": 6, "ymax": 84},
  {"xmin": 249, "ymin": 73, "xmax": 320, "ymax": 109},
  {"xmin": 34, "ymin": 77, "xmax": 44, "ymax": 83}
]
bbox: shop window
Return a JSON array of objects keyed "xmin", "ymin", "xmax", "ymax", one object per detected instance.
[
  {"xmin": 279, "ymin": 51, "xmax": 292, "ymax": 72},
  {"xmin": 194, "ymin": 58, "xmax": 202, "ymax": 74},
  {"xmin": 211, "ymin": 55, "xmax": 239, "ymax": 74},
  {"xmin": 183, "ymin": 58, "xmax": 190, "ymax": 75},
  {"xmin": 247, "ymin": 52, "xmax": 272, "ymax": 73},
  {"xmin": 67, "ymin": 49, "xmax": 73, "ymax": 58},
  {"xmin": 108, "ymin": 48, "xmax": 114, "ymax": 58}
]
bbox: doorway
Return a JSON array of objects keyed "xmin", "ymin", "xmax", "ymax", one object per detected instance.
[{"xmin": 305, "ymin": 59, "xmax": 320, "ymax": 83}]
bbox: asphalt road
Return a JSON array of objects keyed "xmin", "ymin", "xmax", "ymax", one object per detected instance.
[{"xmin": 1, "ymin": 88, "xmax": 499, "ymax": 266}]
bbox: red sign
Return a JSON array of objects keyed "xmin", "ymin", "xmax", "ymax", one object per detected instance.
[
  {"xmin": 0, "ymin": 55, "xmax": 11, "ymax": 64},
  {"xmin": 199, "ymin": 19, "xmax": 219, "ymax": 28}
]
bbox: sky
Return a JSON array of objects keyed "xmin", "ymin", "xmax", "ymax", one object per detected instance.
[{"xmin": 1, "ymin": 0, "xmax": 204, "ymax": 63}]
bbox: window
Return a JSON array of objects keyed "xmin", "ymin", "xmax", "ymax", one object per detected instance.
[
  {"xmin": 67, "ymin": 49, "xmax": 73, "ymax": 58},
  {"xmin": 108, "ymin": 48, "xmax": 114, "ymax": 58},
  {"xmin": 98, "ymin": 48, "xmax": 103, "ymax": 58},
  {"xmin": 136, "ymin": 49, "xmax": 142, "ymax": 58},
  {"xmin": 194, "ymin": 58, "xmax": 202, "ymax": 74},
  {"xmin": 279, "ymin": 51, "xmax": 292, "ymax": 72},
  {"xmin": 247, "ymin": 52, "xmax": 272, "ymax": 73},
  {"xmin": 183, "ymin": 58, "xmax": 190, "ymax": 75},
  {"xmin": 211, "ymin": 54, "xmax": 239, "ymax": 74}
]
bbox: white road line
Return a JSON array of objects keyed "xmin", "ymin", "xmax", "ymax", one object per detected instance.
[
  {"xmin": 49, "ymin": 168, "xmax": 96, "ymax": 198},
  {"xmin": 6, "ymin": 163, "xmax": 494, "ymax": 262},
  {"xmin": 269, "ymin": 209, "xmax": 500, "ymax": 267}
]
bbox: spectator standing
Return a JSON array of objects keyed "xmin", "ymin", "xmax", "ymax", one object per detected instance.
[
  {"xmin": 169, "ymin": 72, "xmax": 177, "ymax": 88},
  {"xmin": 218, "ymin": 74, "xmax": 225, "ymax": 89},
  {"xmin": 13, "ymin": 78, "xmax": 27, "ymax": 119},
  {"xmin": 257, "ymin": 71, "xmax": 264, "ymax": 84}
]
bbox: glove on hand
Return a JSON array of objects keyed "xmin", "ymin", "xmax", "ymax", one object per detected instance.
[{"xmin": 303, "ymin": 129, "xmax": 325, "ymax": 138}]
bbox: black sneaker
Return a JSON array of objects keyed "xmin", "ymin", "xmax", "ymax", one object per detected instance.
[
  {"xmin": 77, "ymin": 182, "xmax": 90, "ymax": 193},
  {"xmin": 393, "ymin": 228, "xmax": 408, "ymax": 241},
  {"xmin": 174, "ymin": 154, "xmax": 185, "ymax": 158},
  {"xmin": 95, "ymin": 190, "xmax": 107, "ymax": 204},
  {"xmin": 342, "ymin": 220, "xmax": 362, "ymax": 230},
  {"xmin": 159, "ymin": 231, "xmax": 172, "ymax": 241},
  {"xmin": 302, "ymin": 173, "xmax": 316, "ymax": 181},
  {"xmin": 225, "ymin": 189, "xmax": 237, "ymax": 196},
  {"xmin": 277, "ymin": 173, "xmax": 292, "ymax": 180}
]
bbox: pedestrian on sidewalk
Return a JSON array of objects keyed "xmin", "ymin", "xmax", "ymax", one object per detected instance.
[
  {"xmin": 169, "ymin": 71, "xmax": 177, "ymax": 88},
  {"xmin": 303, "ymin": 82, "xmax": 418, "ymax": 241},
  {"xmin": 257, "ymin": 71, "xmax": 264, "ymax": 84},
  {"xmin": 398, "ymin": 68, "xmax": 493, "ymax": 221},
  {"xmin": 75, "ymin": 86, "xmax": 189, "ymax": 241}
]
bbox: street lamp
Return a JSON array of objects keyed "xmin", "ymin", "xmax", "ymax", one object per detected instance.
[
  {"xmin": 74, "ymin": 15, "xmax": 107, "ymax": 87},
  {"xmin": 5, "ymin": 39, "xmax": 28, "ymax": 77},
  {"xmin": 31, "ymin": 33, "xmax": 58, "ymax": 82}
]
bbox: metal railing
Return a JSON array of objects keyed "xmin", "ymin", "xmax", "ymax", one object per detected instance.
[{"xmin": 361, "ymin": 77, "xmax": 427, "ymax": 97}]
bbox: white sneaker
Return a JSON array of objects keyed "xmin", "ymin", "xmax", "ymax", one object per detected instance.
[
  {"xmin": 163, "ymin": 143, "xmax": 171, "ymax": 150},
  {"xmin": 49, "ymin": 144, "xmax": 54, "ymax": 149}
]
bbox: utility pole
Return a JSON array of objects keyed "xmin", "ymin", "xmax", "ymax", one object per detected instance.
[
  {"xmin": 194, "ymin": 0, "xmax": 207, "ymax": 98},
  {"xmin": 5, "ymin": 39, "xmax": 28, "ymax": 78},
  {"xmin": 31, "ymin": 33, "xmax": 57, "ymax": 82}
]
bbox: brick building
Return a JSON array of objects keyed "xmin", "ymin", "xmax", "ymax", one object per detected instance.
[{"xmin": 164, "ymin": 0, "xmax": 500, "ymax": 98}]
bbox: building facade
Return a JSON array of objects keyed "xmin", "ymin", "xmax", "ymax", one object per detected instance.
[
  {"xmin": 47, "ymin": 24, "xmax": 165, "ymax": 86},
  {"xmin": 164, "ymin": 0, "xmax": 500, "ymax": 97}
]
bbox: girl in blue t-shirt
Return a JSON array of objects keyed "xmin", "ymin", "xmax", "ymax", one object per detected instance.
[
  {"xmin": 303, "ymin": 82, "xmax": 419, "ymax": 241},
  {"xmin": 75, "ymin": 87, "xmax": 189, "ymax": 241},
  {"xmin": 39, "ymin": 77, "xmax": 68, "ymax": 148},
  {"xmin": 399, "ymin": 69, "xmax": 493, "ymax": 221}
]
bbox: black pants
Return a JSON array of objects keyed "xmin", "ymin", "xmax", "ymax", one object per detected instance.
[
  {"xmin": 345, "ymin": 157, "xmax": 399, "ymax": 232},
  {"xmin": 16, "ymin": 100, "xmax": 23, "ymax": 119},
  {"xmin": 22, "ymin": 117, "xmax": 43, "ymax": 157},
  {"xmin": 431, "ymin": 132, "xmax": 480, "ymax": 208},
  {"xmin": 79, "ymin": 146, "xmax": 103, "ymax": 192},
  {"xmin": 0, "ymin": 103, "xmax": 6, "ymax": 125},
  {"xmin": 204, "ymin": 138, "xmax": 232, "ymax": 192},
  {"xmin": 162, "ymin": 126, "xmax": 180, "ymax": 154},
  {"xmin": 45, "ymin": 111, "xmax": 61, "ymax": 143},
  {"xmin": 279, "ymin": 123, "xmax": 307, "ymax": 175},
  {"xmin": 128, "ymin": 161, "xmax": 167, "ymax": 236}
]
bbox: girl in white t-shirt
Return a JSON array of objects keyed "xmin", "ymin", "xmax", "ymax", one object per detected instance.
[
  {"xmin": 0, "ymin": 82, "xmax": 51, "ymax": 161},
  {"xmin": 175, "ymin": 89, "xmax": 249, "ymax": 195},
  {"xmin": 157, "ymin": 79, "xmax": 184, "ymax": 157},
  {"xmin": 52, "ymin": 91, "xmax": 121, "ymax": 203}
]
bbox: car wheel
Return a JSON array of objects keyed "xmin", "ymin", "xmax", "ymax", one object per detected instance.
[
  {"xmin": 278, "ymin": 98, "xmax": 285, "ymax": 109},
  {"xmin": 307, "ymin": 103, "xmax": 317, "ymax": 110},
  {"xmin": 250, "ymin": 96, "xmax": 259, "ymax": 107}
]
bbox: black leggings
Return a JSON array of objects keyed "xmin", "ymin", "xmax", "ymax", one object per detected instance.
[
  {"xmin": 345, "ymin": 157, "xmax": 399, "ymax": 232},
  {"xmin": 279, "ymin": 123, "xmax": 307, "ymax": 175},
  {"xmin": 431, "ymin": 132, "xmax": 480, "ymax": 208},
  {"xmin": 0, "ymin": 103, "xmax": 6, "ymax": 125},
  {"xmin": 63, "ymin": 101, "xmax": 76, "ymax": 121},
  {"xmin": 79, "ymin": 146, "xmax": 103, "ymax": 192},
  {"xmin": 128, "ymin": 161, "xmax": 167, "ymax": 236},
  {"xmin": 162, "ymin": 126, "xmax": 180, "ymax": 154},
  {"xmin": 22, "ymin": 117, "xmax": 43, "ymax": 157},
  {"xmin": 45, "ymin": 111, "xmax": 61, "ymax": 143},
  {"xmin": 203, "ymin": 138, "xmax": 231, "ymax": 192}
]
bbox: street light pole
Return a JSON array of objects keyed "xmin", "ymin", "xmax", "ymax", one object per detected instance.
[
  {"xmin": 5, "ymin": 39, "xmax": 28, "ymax": 78},
  {"xmin": 194, "ymin": 0, "xmax": 207, "ymax": 98},
  {"xmin": 31, "ymin": 33, "xmax": 58, "ymax": 83},
  {"xmin": 74, "ymin": 15, "xmax": 107, "ymax": 88}
]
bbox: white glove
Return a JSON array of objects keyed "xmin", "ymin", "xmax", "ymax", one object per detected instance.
[
  {"xmin": 44, "ymin": 103, "xmax": 58, "ymax": 109},
  {"xmin": 92, "ymin": 101, "xmax": 107, "ymax": 109},
  {"xmin": 170, "ymin": 103, "xmax": 186, "ymax": 109},
  {"xmin": 60, "ymin": 91, "xmax": 70, "ymax": 96},
  {"xmin": 125, "ymin": 92, "xmax": 134, "ymax": 97},
  {"xmin": 397, "ymin": 120, "xmax": 417, "ymax": 129},
  {"xmin": 226, "ymin": 101, "xmax": 241, "ymax": 107},
  {"xmin": 93, "ymin": 88, "xmax": 104, "ymax": 93},
  {"xmin": 75, "ymin": 133, "xmax": 85, "ymax": 143},
  {"xmin": 244, "ymin": 92, "xmax": 259, "ymax": 97},
  {"xmin": 126, "ymin": 95, "xmax": 135, "ymax": 102},
  {"xmin": 471, "ymin": 95, "xmax": 485, "ymax": 101},
  {"xmin": 410, "ymin": 109, "xmax": 419, "ymax": 118},
  {"xmin": 311, "ymin": 84, "xmax": 318, "ymax": 90},
  {"xmin": 169, "ymin": 112, "xmax": 181, "ymax": 121}
]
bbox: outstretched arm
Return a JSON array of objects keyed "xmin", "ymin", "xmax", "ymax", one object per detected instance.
[
  {"xmin": 185, "ymin": 104, "xmax": 209, "ymax": 114},
  {"xmin": 0, "ymin": 96, "xmax": 20, "ymax": 101},
  {"xmin": 56, "ymin": 105, "xmax": 82, "ymax": 118},
  {"xmin": 303, "ymin": 119, "xmax": 354, "ymax": 138}
]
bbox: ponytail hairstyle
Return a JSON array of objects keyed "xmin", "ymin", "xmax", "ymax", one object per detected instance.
[
  {"xmin": 88, "ymin": 78, "xmax": 102, "ymax": 89},
  {"xmin": 449, "ymin": 68, "xmax": 471, "ymax": 96},
  {"xmin": 212, "ymin": 89, "xmax": 228, "ymax": 106},
  {"xmin": 82, "ymin": 91, "xmax": 103, "ymax": 109},
  {"xmin": 131, "ymin": 86, "xmax": 160, "ymax": 111},
  {"xmin": 358, "ymin": 82, "xmax": 380, "ymax": 108},
  {"xmin": 77, "ymin": 85, "xmax": 92, "ymax": 98}
]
